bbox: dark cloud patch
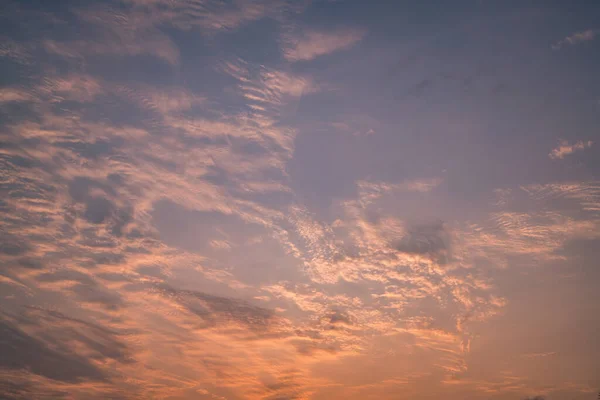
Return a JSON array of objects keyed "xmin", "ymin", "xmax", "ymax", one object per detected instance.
[
  {"xmin": 68, "ymin": 176, "xmax": 115, "ymax": 202},
  {"xmin": 106, "ymin": 172, "xmax": 125, "ymax": 186},
  {"xmin": 0, "ymin": 318, "xmax": 106, "ymax": 382},
  {"xmin": 328, "ymin": 310, "xmax": 351, "ymax": 326},
  {"xmin": 393, "ymin": 220, "xmax": 451, "ymax": 263},
  {"xmin": 0, "ymin": 379, "xmax": 68, "ymax": 400},
  {"xmin": 22, "ymin": 307, "xmax": 132, "ymax": 362},
  {"xmin": 75, "ymin": 330, "xmax": 130, "ymax": 362},
  {"xmin": 124, "ymin": 245, "xmax": 151, "ymax": 254},
  {"xmin": 36, "ymin": 269, "xmax": 95, "ymax": 285},
  {"xmin": 56, "ymin": 138, "xmax": 120, "ymax": 161},
  {"xmin": 16, "ymin": 257, "xmax": 44, "ymax": 269},
  {"xmin": 87, "ymin": 251, "xmax": 125, "ymax": 266},
  {"xmin": 84, "ymin": 196, "xmax": 114, "ymax": 224},
  {"xmin": 0, "ymin": 227, "xmax": 33, "ymax": 258},
  {"xmin": 154, "ymin": 284, "xmax": 274, "ymax": 331},
  {"xmin": 260, "ymin": 369, "xmax": 307, "ymax": 400},
  {"xmin": 0, "ymin": 237, "xmax": 29, "ymax": 256},
  {"xmin": 178, "ymin": 133, "xmax": 229, "ymax": 148},
  {"xmin": 79, "ymin": 93, "xmax": 156, "ymax": 128},
  {"xmin": 202, "ymin": 164, "xmax": 231, "ymax": 186},
  {"xmin": 68, "ymin": 176, "xmax": 134, "ymax": 234},
  {"xmin": 79, "ymin": 229, "xmax": 118, "ymax": 248},
  {"xmin": 110, "ymin": 206, "xmax": 133, "ymax": 236},
  {"xmin": 96, "ymin": 272, "xmax": 132, "ymax": 282},
  {"xmin": 34, "ymin": 267, "xmax": 125, "ymax": 310},
  {"xmin": 409, "ymin": 78, "xmax": 433, "ymax": 96},
  {"xmin": 291, "ymin": 339, "xmax": 336, "ymax": 357},
  {"xmin": 140, "ymin": 152, "xmax": 179, "ymax": 173},
  {"xmin": 4, "ymin": 180, "xmax": 55, "ymax": 203},
  {"xmin": 231, "ymin": 137, "xmax": 270, "ymax": 156},
  {"xmin": 0, "ymin": 152, "xmax": 37, "ymax": 169},
  {"xmin": 136, "ymin": 264, "xmax": 168, "ymax": 280},
  {"xmin": 121, "ymin": 281, "xmax": 152, "ymax": 294},
  {"xmin": 125, "ymin": 228, "xmax": 145, "ymax": 239},
  {"xmin": 69, "ymin": 282, "xmax": 124, "ymax": 310}
]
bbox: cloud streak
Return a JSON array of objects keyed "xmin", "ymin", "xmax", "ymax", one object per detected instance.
[
  {"xmin": 552, "ymin": 29, "xmax": 598, "ymax": 49},
  {"xmin": 282, "ymin": 29, "xmax": 366, "ymax": 62}
]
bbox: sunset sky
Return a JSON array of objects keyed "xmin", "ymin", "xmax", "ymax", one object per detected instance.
[{"xmin": 1, "ymin": 1, "xmax": 600, "ymax": 399}]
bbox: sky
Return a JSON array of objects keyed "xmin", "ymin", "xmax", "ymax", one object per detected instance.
[{"xmin": 1, "ymin": 1, "xmax": 599, "ymax": 399}]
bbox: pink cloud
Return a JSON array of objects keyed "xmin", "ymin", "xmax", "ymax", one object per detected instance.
[{"xmin": 283, "ymin": 29, "xmax": 366, "ymax": 62}]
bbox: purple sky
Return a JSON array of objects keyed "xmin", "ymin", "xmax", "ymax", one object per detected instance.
[{"xmin": 1, "ymin": 1, "xmax": 599, "ymax": 399}]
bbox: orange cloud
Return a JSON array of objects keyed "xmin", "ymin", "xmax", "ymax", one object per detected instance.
[{"xmin": 549, "ymin": 139, "xmax": 593, "ymax": 159}]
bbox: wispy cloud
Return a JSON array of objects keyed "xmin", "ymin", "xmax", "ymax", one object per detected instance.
[
  {"xmin": 43, "ymin": 21, "xmax": 180, "ymax": 66},
  {"xmin": 549, "ymin": 139, "xmax": 593, "ymax": 159},
  {"xmin": 123, "ymin": 0, "xmax": 288, "ymax": 33},
  {"xmin": 356, "ymin": 178, "xmax": 442, "ymax": 205},
  {"xmin": 521, "ymin": 181, "xmax": 600, "ymax": 212},
  {"xmin": 521, "ymin": 352, "xmax": 556, "ymax": 358},
  {"xmin": 552, "ymin": 29, "xmax": 598, "ymax": 50},
  {"xmin": 0, "ymin": 37, "xmax": 31, "ymax": 64},
  {"xmin": 282, "ymin": 28, "xmax": 366, "ymax": 62},
  {"xmin": 41, "ymin": 1, "xmax": 291, "ymax": 66},
  {"xmin": 0, "ymin": 88, "xmax": 33, "ymax": 103},
  {"xmin": 2, "ymin": 1, "xmax": 600, "ymax": 399}
]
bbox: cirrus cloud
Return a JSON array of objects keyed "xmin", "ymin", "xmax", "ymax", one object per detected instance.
[
  {"xmin": 282, "ymin": 28, "xmax": 366, "ymax": 62},
  {"xmin": 552, "ymin": 29, "xmax": 598, "ymax": 50}
]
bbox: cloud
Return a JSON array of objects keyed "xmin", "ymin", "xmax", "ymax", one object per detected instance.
[
  {"xmin": 282, "ymin": 29, "xmax": 366, "ymax": 62},
  {"xmin": 393, "ymin": 220, "xmax": 451, "ymax": 263},
  {"xmin": 0, "ymin": 75, "xmax": 102, "ymax": 106},
  {"xmin": 0, "ymin": 306, "xmax": 133, "ymax": 387},
  {"xmin": 0, "ymin": 37, "xmax": 31, "ymax": 64},
  {"xmin": 552, "ymin": 29, "xmax": 598, "ymax": 49},
  {"xmin": 39, "ymin": 75, "xmax": 103, "ymax": 103},
  {"xmin": 2, "ymin": 2, "xmax": 600, "ymax": 399},
  {"xmin": 115, "ymin": 84, "xmax": 206, "ymax": 115},
  {"xmin": 522, "ymin": 181, "xmax": 600, "ymax": 212},
  {"xmin": 41, "ymin": 6, "xmax": 181, "ymax": 65},
  {"xmin": 0, "ymin": 318, "xmax": 106, "ymax": 383},
  {"xmin": 549, "ymin": 139, "xmax": 593, "ymax": 159},
  {"xmin": 356, "ymin": 178, "xmax": 442, "ymax": 205},
  {"xmin": 151, "ymin": 284, "xmax": 277, "ymax": 331},
  {"xmin": 122, "ymin": 0, "xmax": 289, "ymax": 33},
  {"xmin": 0, "ymin": 88, "xmax": 33, "ymax": 103},
  {"xmin": 44, "ymin": 35, "xmax": 180, "ymax": 66},
  {"xmin": 260, "ymin": 70, "xmax": 319, "ymax": 98},
  {"xmin": 463, "ymin": 210, "xmax": 599, "ymax": 269},
  {"xmin": 220, "ymin": 59, "xmax": 320, "ymax": 113},
  {"xmin": 0, "ymin": 20, "xmax": 340, "ymax": 394}
]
